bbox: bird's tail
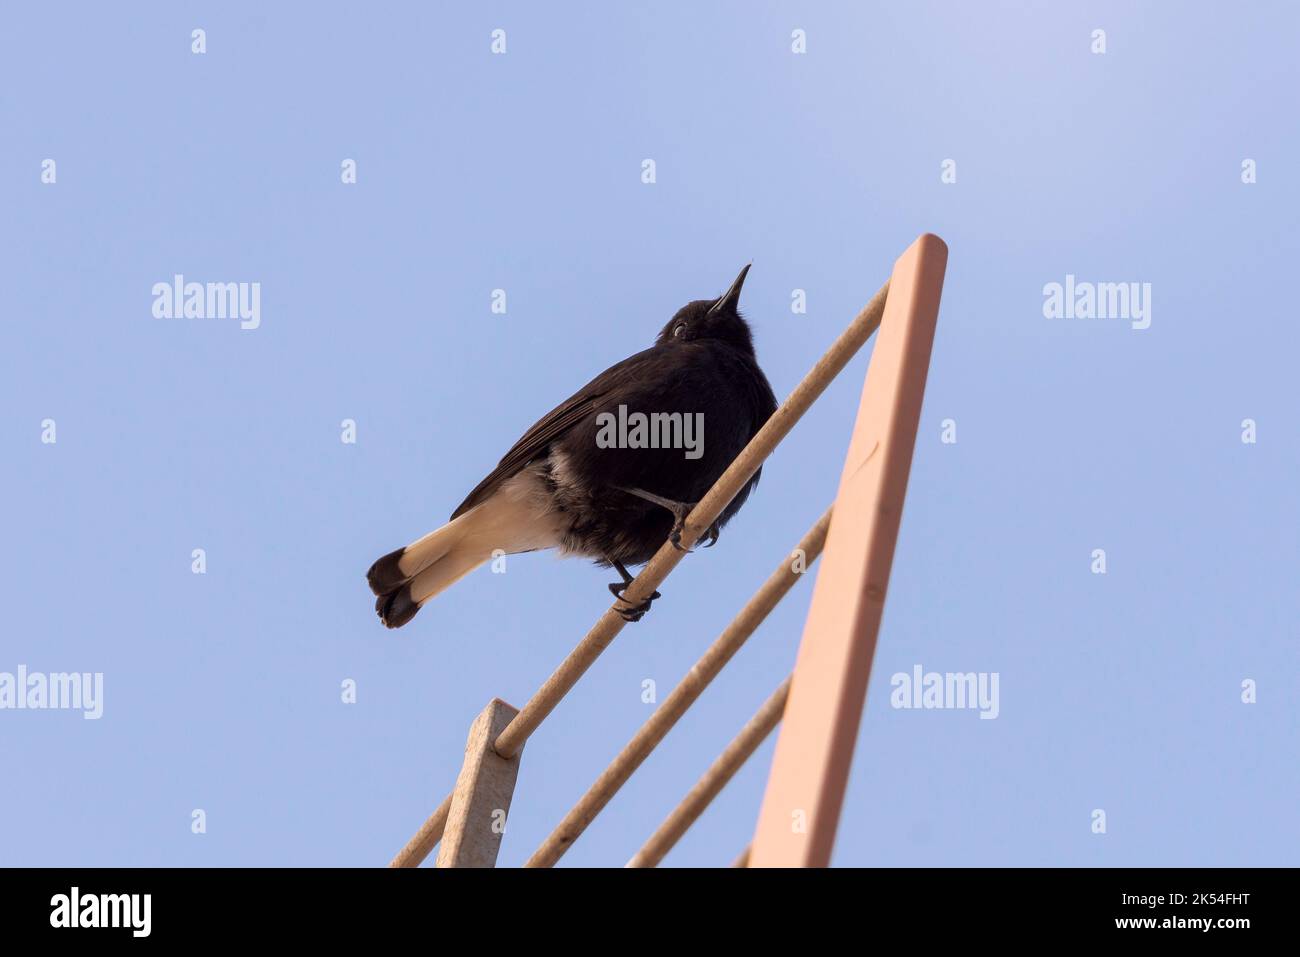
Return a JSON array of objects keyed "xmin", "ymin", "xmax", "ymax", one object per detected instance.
[
  {"xmin": 367, "ymin": 515, "xmax": 487, "ymax": 629},
  {"xmin": 366, "ymin": 476, "xmax": 562, "ymax": 629}
]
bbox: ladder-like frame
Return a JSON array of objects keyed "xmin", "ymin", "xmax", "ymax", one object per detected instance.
[{"xmin": 389, "ymin": 234, "xmax": 948, "ymax": 868}]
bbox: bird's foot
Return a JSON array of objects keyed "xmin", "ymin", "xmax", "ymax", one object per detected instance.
[
  {"xmin": 668, "ymin": 510, "xmax": 719, "ymax": 552},
  {"xmin": 607, "ymin": 581, "xmax": 661, "ymax": 622},
  {"xmin": 616, "ymin": 486, "xmax": 712, "ymax": 553},
  {"xmin": 667, "ymin": 505, "xmax": 691, "ymax": 551}
]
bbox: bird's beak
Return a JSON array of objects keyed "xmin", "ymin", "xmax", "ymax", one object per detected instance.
[{"xmin": 706, "ymin": 263, "xmax": 751, "ymax": 317}]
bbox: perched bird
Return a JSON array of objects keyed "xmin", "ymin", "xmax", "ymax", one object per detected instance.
[{"xmin": 367, "ymin": 265, "xmax": 777, "ymax": 628}]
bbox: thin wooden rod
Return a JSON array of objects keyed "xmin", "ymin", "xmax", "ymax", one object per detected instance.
[
  {"xmin": 388, "ymin": 794, "xmax": 452, "ymax": 868},
  {"xmin": 732, "ymin": 845, "xmax": 751, "ymax": 868},
  {"xmin": 524, "ymin": 509, "xmax": 832, "ymax": 868},
  {"xmin": 493, "ymin": 278, "xmax": 889, "ymax": 759},
  {"xmin": 389, "ymin": 277, "xmax": 890, "ymax": 867},
  {"xmin": 627, "ymin": 677, "xmax": 790, "ymax": 868}
]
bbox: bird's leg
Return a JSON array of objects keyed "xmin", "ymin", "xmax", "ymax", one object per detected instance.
[
  {"xmin": 617, "ymin": 486, "xmax": 720, "ymax": 551},
  {"xmin": 607, "ymin": 559, "xmax": 661, "ymax": 623}
]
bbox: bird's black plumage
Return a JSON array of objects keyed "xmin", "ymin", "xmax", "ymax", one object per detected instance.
[{"xmin": 367, "ymin": 264, "xmax": 777, "ymax": 627}]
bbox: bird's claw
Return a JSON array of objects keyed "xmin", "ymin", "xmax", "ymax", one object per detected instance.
[
  {"xmin": 669, "ymin": 514, "xmax": 720, "ymax": 552},
  {"xmin": 608, "ymin": 582, "xmax": 661, "ymax": 623},
  {"xmin": 669, "ymin": 522, "xmax": 689, "ymax": 552}
]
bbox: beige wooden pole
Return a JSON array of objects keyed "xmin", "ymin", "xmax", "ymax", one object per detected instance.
[
  {"xmin": 525, "ymin": 510, "xmax": 831, "ymax": 868},
  {"xmin": 434, "ymin": 699, "xmax": 524, "ymax": 868},
  {"xmin": 627, "ymin": 677, "xmax": 790, "ymax": 868},
  {"xmin": 750, "ymin": 234, "xmax": 947, "ymax": 867}
]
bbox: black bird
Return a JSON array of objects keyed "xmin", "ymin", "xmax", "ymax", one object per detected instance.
[{"xmin": 367, "ymin": 265, "xmax": 777, "ymax": 628}]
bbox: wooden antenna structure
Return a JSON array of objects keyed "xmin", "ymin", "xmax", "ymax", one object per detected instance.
[{"xmin": 388, "ymin": 234, "xmax": 948, "ymax": 868}]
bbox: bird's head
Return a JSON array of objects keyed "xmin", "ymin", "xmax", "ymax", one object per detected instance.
[{"xmin": 656, "ymin": 264, "xmax": 754, "ymax": 354}]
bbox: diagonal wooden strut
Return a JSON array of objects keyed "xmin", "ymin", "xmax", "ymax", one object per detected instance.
[{"xmin": 750, "ymin": 233, "xmax": 947, "ymax": 867}]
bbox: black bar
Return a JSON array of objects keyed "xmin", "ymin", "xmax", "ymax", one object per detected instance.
[{"xmin": 0, "ymin": 867, "xmax": 1283, "ymax": 942}]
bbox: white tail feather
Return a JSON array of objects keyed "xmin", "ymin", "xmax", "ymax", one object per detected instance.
[{"xmin": 401, "ymin": 470, "xmax": 566, "ymax": 606}]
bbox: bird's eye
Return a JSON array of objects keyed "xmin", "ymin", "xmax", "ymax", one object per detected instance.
[{"xmin": 673, "ymin": 324, "xmax": 686, "ymax": 338}]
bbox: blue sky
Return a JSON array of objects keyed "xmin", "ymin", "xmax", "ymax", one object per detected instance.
[{"xmin": 2, "ymin": 1, "xmax": 1296, "ymax": 867}]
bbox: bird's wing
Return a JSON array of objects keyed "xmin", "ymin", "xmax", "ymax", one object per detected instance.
[{"xmin": 449, "ymin": 348, "xmax": 656, "ymax": 520}]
